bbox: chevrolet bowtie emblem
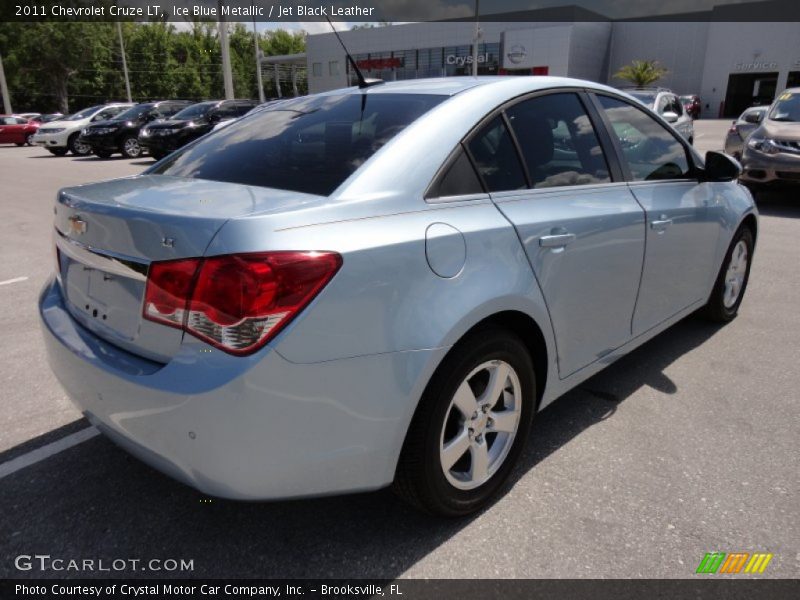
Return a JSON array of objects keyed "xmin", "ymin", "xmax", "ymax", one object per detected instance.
[{"xmin": 68, "ymin": 214, "xmax": 87, "ymax": 235}]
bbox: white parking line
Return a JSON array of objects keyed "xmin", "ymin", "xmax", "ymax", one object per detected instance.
[
  {"xmin": 0, "ymin": 426, "xmax": 99, "ymax": 480},
  {"xmin": 0, "ymin": 276, "xmax": 28, "ymax": 286}
]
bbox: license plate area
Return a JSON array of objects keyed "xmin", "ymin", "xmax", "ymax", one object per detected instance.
[{"xmin": 63, "ymin": 255, "xmax": 146, "ymax": 341}]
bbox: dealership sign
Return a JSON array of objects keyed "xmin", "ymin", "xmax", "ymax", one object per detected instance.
[
  {"xmin": 506, "ymin": 45, "xmax": 528, "ymax": 65},
  {"xmin": 446, "ymin": 53, "xmax": 489, "ymax": 66},
  {"xmin": 356, "ymin": 57, "xmax": 403, "ymax": 70},
  {"xmin": 734, "ymin": 60, "xmax": 778, "ymax": 71}
]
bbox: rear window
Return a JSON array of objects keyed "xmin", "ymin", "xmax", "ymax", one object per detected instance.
[
  {"xmin": 151, "ymin": 93, "xmax": 445, "ymax": 196},
  {"xmin": 627, "ymin": 92, "xmax": 657, "ymax": 107}
]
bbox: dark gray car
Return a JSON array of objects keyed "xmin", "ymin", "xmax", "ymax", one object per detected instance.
[{"xmin": 724, "ymin": 106, "xmax": 767, "ymax": 160}]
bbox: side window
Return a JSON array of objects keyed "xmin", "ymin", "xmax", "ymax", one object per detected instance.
[
  {"xmin": 14, "ymin": 117, "xmax": 29, "ymax": 124},
  {"xmin": 597, "ymin": 95, "xmax": 691, "ymax": 182},
  {"xmin": 232, "ymin": 103, "xmax": 254, "ymax": 117},
  {"xmin": 427, "ymin": 147, "xmax": 483, "ymax": 198},
  {"xmin": 670, "ymin": 96, "xmax": 684, "ymax": 116},
  {"xmin": 465, "ymin": 116, "xmax": 527, "ymax": 192},
  {"xmin": 505, "ymin": 93, "xmax": 611, "ymax": 189},
  {"xmin": 161, "ymin": 104, "xmax": 183, "ymax": 117}
]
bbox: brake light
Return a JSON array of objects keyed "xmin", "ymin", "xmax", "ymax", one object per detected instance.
[
  {"xmin": 144, "ymin": 252, "xmax": 342, "ymax": 355},
  {"xmin": 729, "ymin": 121, "xmax": 739, "ymax": 134}
]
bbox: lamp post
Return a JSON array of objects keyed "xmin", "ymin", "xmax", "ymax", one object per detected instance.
[
  {"xmin": 253, "ymin": 19, "xmax": 265, "ymax": 103},
  {"xmin": 117, "ymin": 22, "xmax": 132, "ymax": 102},
  {"xmin": 218, "ymin": 0, "xmax": 234, "ymax": 99},
  {"xmin": 471, "ymin": 0, "xmax": 482, "ymax": 77}
]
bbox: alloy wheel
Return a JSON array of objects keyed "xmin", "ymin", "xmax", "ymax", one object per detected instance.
[
  {"xmin": 439, "ymin": 360, "xmax": 522, "ymax": 490},
  {"xmin": 723, "ymin": 240, "xmax": 748, "ymax": 308},
  {"xmin": 123, "ymin": 138, "xmax": 141, "ymax": 158}
]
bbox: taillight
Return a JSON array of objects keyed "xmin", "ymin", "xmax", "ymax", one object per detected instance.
[
  {"xmin": 729, "ymin": 122, "xmax": 739, "ymax": 134},
  {"xmin": 143, "ymin": 252, "xmax": 342, "ymax": 355}
]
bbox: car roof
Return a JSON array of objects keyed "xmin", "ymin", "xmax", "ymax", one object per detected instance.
[{"xmin": 320, "ymin": 76, "xmax": 625, "ymax": 98}]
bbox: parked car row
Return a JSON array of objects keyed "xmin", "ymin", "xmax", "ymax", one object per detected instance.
[{"xmin": 26, "ymin": 99, "xmax": 257, "ymax": 159}]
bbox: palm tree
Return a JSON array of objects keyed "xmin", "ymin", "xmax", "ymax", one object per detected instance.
[{"xmin": 613, "ymin": 60, "xmax": 668, "ymax": 87}]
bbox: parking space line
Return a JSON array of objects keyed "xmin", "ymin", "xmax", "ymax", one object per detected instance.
[
  {"xmin": 0, "ymin": 276, "xmax": 28, "ymax": 286},
  {"xmin": 0, "ymin": 426, "xmax": 99, "ymax": 479}
]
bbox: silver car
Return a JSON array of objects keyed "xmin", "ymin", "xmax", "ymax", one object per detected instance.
[
  {"xmin": 622, "ymin": 87, "xmax": 695, "ymax": 143},
  {"xmin": 739, "ymin": 88, "xmax": 800, "ymax": 191},
  {"xmin": 40, "ymin": 77, "xmax": 756, "ymax": 516},
  {"xmin": 724, "ymin": 106, "xmax": 767, "ymax": 160}
]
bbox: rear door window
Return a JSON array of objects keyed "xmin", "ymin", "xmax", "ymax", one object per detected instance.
[
  {"xmin": 505, "ymin": 93, "xmax": 611, "ymax": 188},
  {"xmin": 152, "ymin": 93, "xmax": 445, "ymax": 196}
]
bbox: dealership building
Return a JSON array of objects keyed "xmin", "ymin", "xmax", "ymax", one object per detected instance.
[{"xmin": 303, "ymin": 2, "xmax": 800, "ymax": 118}]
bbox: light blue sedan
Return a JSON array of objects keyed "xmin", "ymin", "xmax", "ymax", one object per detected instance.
[{"xmin": 40, "ymin": 77, "xmax": 757, "ymax": 515}]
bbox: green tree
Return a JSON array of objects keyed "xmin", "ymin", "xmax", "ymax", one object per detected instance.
[{"xmin": 613, "ymin": 60, "xmax": 668, "ymax": 87}]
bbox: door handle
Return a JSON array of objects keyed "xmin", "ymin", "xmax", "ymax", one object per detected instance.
[
  {"xmin": 650, "ymin": 216, "xmax": 673, "ymax": 232},
  {"xmin": 539, "ymin": 233, "xmax": 576, "ymax": 248}
]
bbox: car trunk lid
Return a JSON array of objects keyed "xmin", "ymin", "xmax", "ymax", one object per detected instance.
[{"xmin": 54, "ymin": 175, "xmax": 324, "ymax": 362}]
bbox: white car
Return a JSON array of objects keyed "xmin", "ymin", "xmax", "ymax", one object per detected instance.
[
  {"xmin": 32, "ymin": 103, "xmax": 134, "ymax": 156},
  {"xmin": 621, "ymin": 87, "xmax": 695, "ymax": 144}
]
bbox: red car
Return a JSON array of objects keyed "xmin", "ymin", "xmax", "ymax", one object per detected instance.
[
  {"xmin": 0, "ymin": 115, "xmax": 40, "ymax": 146},
  {"xmin": 680, "ymin": 95, "xmax": 701, "ymax": 119}
]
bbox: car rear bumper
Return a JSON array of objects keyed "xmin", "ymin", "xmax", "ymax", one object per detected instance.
[
  {"xmin": 740, "ymin": 150, "xmax": 800, "ymax": 185},
  {"xmin": 39, "ymin": 277, "xmax": 442, "ymax": 500}
]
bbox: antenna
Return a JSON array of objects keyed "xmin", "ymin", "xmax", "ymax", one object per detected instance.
[{"xmin": 325, "ymin": 17, "xmax": 383, "ymax": 89}]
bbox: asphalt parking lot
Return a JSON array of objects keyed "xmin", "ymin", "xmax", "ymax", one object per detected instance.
[{"xmin": 1, "ymin": 120, "xmax": 798, "ymax": 579}]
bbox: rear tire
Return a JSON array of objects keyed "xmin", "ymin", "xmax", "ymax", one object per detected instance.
[
  {"xmin": 703, "ymin": 226, "xmax": 754, "ymax": 323},
  {"xmin": 68, "ymin": 133, "xmax": 91, "ymax": 156},
  {"xmin": 48, "ymin": 148, "xmax": 68, "ymax": 156},
  {"xmin": 25, "ymin": 133, "xmax": 35, "ymax": 146},
  {"xmin": 393, "ymin": 326, "xmax": 535, "ymax": 516}
]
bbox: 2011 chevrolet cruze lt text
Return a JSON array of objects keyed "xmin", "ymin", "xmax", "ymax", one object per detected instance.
[{"xmin": 40, "ymin": 77, "xmax": 757, "ymax": 515}]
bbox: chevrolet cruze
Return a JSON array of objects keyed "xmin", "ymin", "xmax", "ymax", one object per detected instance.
[{"xmin": 40, "ymin": 77, "xmax": 757, "ymax": 515}]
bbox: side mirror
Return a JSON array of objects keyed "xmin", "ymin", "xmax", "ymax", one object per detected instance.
[
  {"xmin": 662, "ymin": 111, "xmax": 679, "ymax": 123},
  {"xmin": 744, "ymin": 111, "xmax": 762, "ymax": 124},
  {"xmin": 702, "ymin": 151, "xmax": 742, "ymax": 182}
]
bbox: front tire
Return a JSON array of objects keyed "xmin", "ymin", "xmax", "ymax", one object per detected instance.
[
  {"xmin": 703, "ymin": 226, "xmax": 754, "ymax": 322},
  {"xmin": 120, "ymin": 135, "xmax": 142, "ymax": 159},
  {"xmin": 393, "ymin": 327, "xmax": 535, "ymax": 516},
  {"xmin": 25, "ymin": 133, "xmax": 35, "ymax": 146}
]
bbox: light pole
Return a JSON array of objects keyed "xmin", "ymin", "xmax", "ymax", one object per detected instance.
[
  {"xmin": 253, "ymin": 19, "xmax": 265, "ymax": 103},
  {"xmin": 117, "ymin": 22, "xmax": 132, "ymax": 102},
  {"xmin": 0, "ymin": 53, "xmax": 11, "ymax": 114},
  {"xmin": 218, "ymin": 0, "xmax": 234, "ymax": 99},
  {"xmin": 471, "ymin": 0, "xmax": 482, "ymax": 77}
]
